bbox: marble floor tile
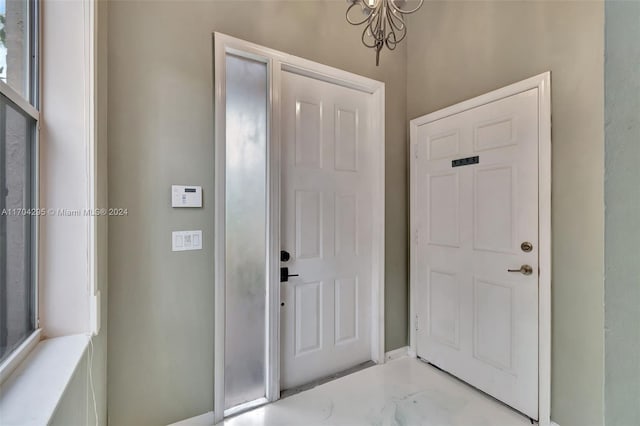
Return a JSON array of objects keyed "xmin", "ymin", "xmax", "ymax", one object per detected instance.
[{"xmin": 223, "ymin": 357, "xmax": 531, "ymax": 426}]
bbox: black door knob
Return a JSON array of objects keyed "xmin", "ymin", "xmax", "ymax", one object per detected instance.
[{"xmin": 281, "ymin": 250, "xmax": 291, "ymax": 262}]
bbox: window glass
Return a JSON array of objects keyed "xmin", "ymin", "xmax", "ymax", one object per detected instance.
[
  {"xmin": 0, "ymin": 95, "xmax": 35, "ymax": 363},
  {"xmin": 0, "ymin": 0, "xmax": 30, "ymax": 99}
]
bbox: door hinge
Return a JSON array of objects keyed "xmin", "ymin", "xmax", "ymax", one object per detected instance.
[
  {"xmin": 414, "ymin": 228, "xmax": 419, "ymax": 245},
  {"xmin": 414, "ymin": 144, "xmax": 418, "ymax": 159},
  {"xmin": 414, "ymin": 314, "xmax": 419, "ymax": 331}
]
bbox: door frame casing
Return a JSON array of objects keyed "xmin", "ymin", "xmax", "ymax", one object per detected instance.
[
  {"xmin": 408, "ymin": 72, "xmax": 551, "ymax": 425},
  {"xmin": 213, "ymin": 33, "xmax": 386, "ymax": 423}
]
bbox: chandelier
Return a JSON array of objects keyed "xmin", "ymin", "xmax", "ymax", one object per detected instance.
[{"xmin": 346, "ymin": 0, "xmax": 424, "ymax": 66}]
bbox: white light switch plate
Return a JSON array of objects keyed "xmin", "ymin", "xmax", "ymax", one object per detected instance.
[
  {"xmin": 172, "ymin": 230, "xmax": 203, "ymax": 251},
  {"xmin": 172, "ymin": 185, "xmax": 202, "ymax": 207}
]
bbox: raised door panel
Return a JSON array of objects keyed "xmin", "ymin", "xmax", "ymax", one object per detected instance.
[
  {"xmin": 474, "ymin": 166, "xmax": 516, "ymax": 253},
  {"xmin": 428, "ymin": 172, "xmax": 460, "ymax": 247},
  {"xmin": 474, "ymin": 116, "xmax": 517, "ymax": 152},
  {"xmin": 295, "ymin": 100, "xmax": 322, "ymax": 169},
  {"xmin": 294, "ymin": 281, "xmax": 323, "ymax": 356},
  {"xmin": 335, "ymin": 193, "xmax": 358, "ymax": 256},
  {"xmin": 428, "ymin": 129, "xmax": 460, "ymax": 160},
  {"xmin": 335, "ymin": 277, "xmax": 358, "ymax": 345},
  {"xmin": 428, "ymin": 269, "xmax": 460, "ymax": 349},
  {"xmin": 335, "ymin": 107, "xmax": 358, "ymax": 172},
  {"xmin": 473, "ymin": 278, "xmax": 514, "ymax": 372},
  {"xmin": 295, "ymin": 190, "xmax": 322, "ymax": 259}
]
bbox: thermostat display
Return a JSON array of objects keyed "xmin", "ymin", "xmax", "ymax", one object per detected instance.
[{"xmin": 172, "ymin": 185, "xmax": 202, "ymax": 208}]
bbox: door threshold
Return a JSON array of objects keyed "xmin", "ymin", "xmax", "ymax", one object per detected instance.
[
  {"xmin": 280, "ymin": 360, "xmax": 376, "ymax": 399},
  {"xmin": 223, "ymin": 397, "xmax": 269, "ymax": 419}
]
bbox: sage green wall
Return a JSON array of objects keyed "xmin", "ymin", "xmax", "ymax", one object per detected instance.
[
  {"xmin": 107, "ymin": 1, "xmax": 408, "ymax": 424},
  {"xmin": 604, "ymin": 2, "xmax": 640, "ymax": 425},
  {"xmin": 407, "ymin": 2, "xmax": 605, "ymax": 425}
]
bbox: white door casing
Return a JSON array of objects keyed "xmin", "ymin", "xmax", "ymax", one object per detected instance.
[
  {"xmin": 280, "ymin": 71, "xmax": 375, "ymax": 390},
  {"xmin": 410, "ymin": 73, "xmax": 551, "ymax": 423},
  {"xmin": 213, "ymin": 33, "xmax": 386, "ymax": 422}
]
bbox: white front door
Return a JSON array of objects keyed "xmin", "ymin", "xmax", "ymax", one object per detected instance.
[
  {"xmin": 414, "ymin": 88, "xmax": 540, "ymax": 418},
  {"xmin": 280, "ymin": 71, "xmax": 374, "ymax": 390}
]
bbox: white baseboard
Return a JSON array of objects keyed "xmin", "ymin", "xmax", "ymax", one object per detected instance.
[
  {"xmin": 384, "ymin": 346, "xmax": 410, "ymax": 361},
  {"xmin": 550, "ymin": 422, "xmax": 560, "ymax": 426},
  {"xmin": 168, "ymin": 411, "xmax": 214, "ymax": 425}
]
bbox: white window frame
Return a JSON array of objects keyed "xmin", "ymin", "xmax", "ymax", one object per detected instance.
[
  {"xmin": 0, "ymin": 0, "xmax": 41, "ymax": 384},
  {"xmin": 0, "ymin": 0, "xmax": 104, "ymax": 422}
]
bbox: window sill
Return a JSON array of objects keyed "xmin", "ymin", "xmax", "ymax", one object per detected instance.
[{"xmin": 0, "ymin": 334, "xmax": 90, "ymax": 426}]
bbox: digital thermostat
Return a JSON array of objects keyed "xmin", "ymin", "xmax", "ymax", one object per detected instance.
[{"xmin": 172, "ymin": 185, "xmax": 202, "ymax": 208}]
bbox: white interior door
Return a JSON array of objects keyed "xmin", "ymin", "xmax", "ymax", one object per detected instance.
[
  {"xmin": 413, "ymin": 88, "xmax": 540, "ymax": 419},
  {"xmin": 280, "ymin": 71, "xmax": 374, "ymax": 390}
]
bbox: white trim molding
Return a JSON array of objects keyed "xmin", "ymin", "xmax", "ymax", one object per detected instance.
[
  {"xmin": 408, "ymin": 72, "xmax": 552, "ymax": 426},
  {"xmin": 384, "ymin": 346, "xmax": 410, "ymax": 362},
  {"xmin": 83, "ymin": 0, "xmax": 101, "ymax": 336},
  {"xmin": 168, "ymin": 411, "xmax": 215, "ymax": 426},
  {"xmin": 213, "ymin": 32, "xmax": 385, "ymax": 424},
  {"xmin": 40, "ymin": 0, "xmax": 100, "ymax": 338}
]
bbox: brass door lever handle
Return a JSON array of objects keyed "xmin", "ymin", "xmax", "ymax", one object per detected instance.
[{"xmin": 508, "ymin": 265, "xmax": 533, "ymax": 275}]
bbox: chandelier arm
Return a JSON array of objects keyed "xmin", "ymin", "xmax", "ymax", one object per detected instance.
[
  {"xmin": 385, "ymin": 17, "xmax": 407, "ymax": 46},
  {"xmin": 361, "ymin": 8, "xmax": 384, "ymax": 47},
  {"xmin": 383, "ymin": 14, "xmax": 398, "ymax": 46},
  {"xmin": 386, "ymin": 9, "xmax": 407, "ymax": 44},
  {"xmin": 361, "ymin": 21, "xmax": 381, "ymax": 48},
  {"xmin": 372, "ymin": 9, "xmax": 385, "ymax": 40},
  {"xmin": 384, "ymin": 22, "xmax": 406, "ymax": 49},
  {"xmin": 346, "ymin": 2, "xmax": 373, "ymax": 26},
  {"xmin": 385, "ymin": 6, "xmax": 406, "ymax": 32},
  {"xmin": 385, "ymin": 35, "xmax": 397, "ymax": 50},
  {"xmin": 388, "ymin": 0, "xmax": 424, "ymax": 15},
  {"xmin": 385, "ymin": 29, "xmax": 406, "ymax": 49},
  {"xmin": 389, "ymin": 14, "xmax": 406, "ymax": 32}
]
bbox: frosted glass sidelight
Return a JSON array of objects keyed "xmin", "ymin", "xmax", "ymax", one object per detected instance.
[{"xmin": 224, "ymin": 54, "xmax": 268, "ymax": 409}]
